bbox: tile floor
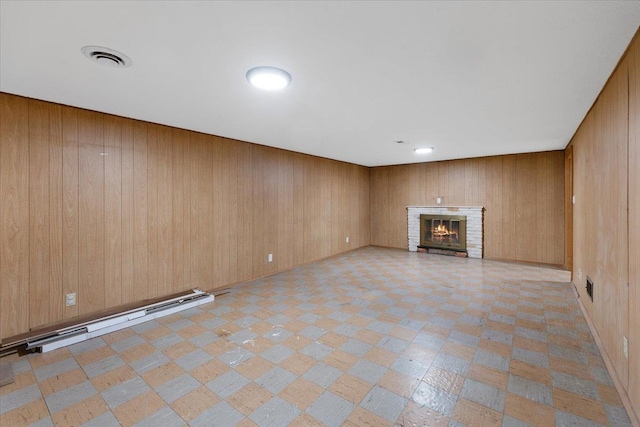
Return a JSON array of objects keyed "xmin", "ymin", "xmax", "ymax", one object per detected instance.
[{"xmin": 0, "ymin": 247, "xmax": 634, "ymax": 426}]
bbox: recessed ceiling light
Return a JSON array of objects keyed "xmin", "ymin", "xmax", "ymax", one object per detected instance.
[
  {"xmin": 414, "ymin": 147, "xmax": 434, "ymax": 154},
  {"xmin": 246, "ymin": 66, "xmax": 291, "ymax": 91},
  {"xmin": 81, "ymin": 46, "xmax": 132, "ymax": 68}
]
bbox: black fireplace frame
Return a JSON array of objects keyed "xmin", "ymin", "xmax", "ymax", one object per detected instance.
[{"xmin": 418, "ymin": 214, "xmax": 467, "ymax": 252}]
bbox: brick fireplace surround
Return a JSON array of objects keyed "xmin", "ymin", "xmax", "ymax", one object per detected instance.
[{"xmin": 407, "ymin": 206, "xmax": 484, "ymax": 258}]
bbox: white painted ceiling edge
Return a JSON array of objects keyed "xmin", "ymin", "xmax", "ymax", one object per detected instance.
[{"xmin": 1, "ymin": 1, "xmax": 639, "ymax": 167}]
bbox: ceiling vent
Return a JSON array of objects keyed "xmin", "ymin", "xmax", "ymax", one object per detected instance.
[{"xmin": 81, "ymin": 46, "xmax": 132, "ymax": 68}]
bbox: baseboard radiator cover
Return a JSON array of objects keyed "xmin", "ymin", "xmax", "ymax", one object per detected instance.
[{"xmin": 1, "ymin": 289, "xmax": 214, "ymax": 354}]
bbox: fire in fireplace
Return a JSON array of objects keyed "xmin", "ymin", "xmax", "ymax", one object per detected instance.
[{"xmin": 419, "ymin": 214, "xmax": 467, "ymax": 252}]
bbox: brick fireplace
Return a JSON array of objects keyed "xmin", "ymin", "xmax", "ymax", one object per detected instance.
[{"xmin": 407, "ymin": 206, "xmax": 484, "ymax": 258}]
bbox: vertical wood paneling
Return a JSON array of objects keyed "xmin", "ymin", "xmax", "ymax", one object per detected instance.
[
  {"xmin": 361, "ymin": 166, "xmax": 371, "ymax": 246},
  {"xmin": 406, "ymin": 164, "xmax": 424, "ymax": 207},
  {"xmin": 317, "ymin": 158, "xmax": 332, "ymax": 259},
  {"xmin": 424, "ymin": 162, "xmax": 439, "ymax": 206},
  {"xmin": 478, "ymin": 159, "xmax": 490, "ymax": 206},
  {"xmin": 627, "ymin": 33, "xmax": 640, "ymax": 415},
  {"xmin": 564, "ymin": 146, "xmax": 573, "ymax": 270},
  {"xmin": 218, "ymin": 138, "xmax": 232, "ymax": 284},
  {"xmin": 49, "ymin": 104, "xmax": 64, "ymax": 321},
  {"xmin": 303, "ymin": 158, "xmax": 318, "ymax": 263},
  {"xmin": 226, "ymin": 140, "xmax": 239, "ymax": 284},
  {"xmin": 484, "ymin": 156, "xmax": 503, "ymax": 259},
  {"xmin": 369, "ymin": 167, "xmax": 389, "ymax": 247},
  {"xmin": 347, "ymin": 165, "xmax": 357, "ymax": 251},
  {"xmin": 157, "ymin": 126, "xmax": 173, "ymax": 296},
  {"xmin": 29, "ymin": 100, "xmax": 51, "ymax": 328},
  {"xmin": 211, "ymin": 136, "xmax": 223, "ymax": 286},
  {"xmin": 62, "ymin": 107, "xmax": 79, "ymax": 319},
  {"xmin": 203, "ymin": 136, "xmax": 215, "ymax": 286},
  {"xmin": 190, "ymin": 133, "xmax": 214, "ymax": 288},
  {"xmin": 331, "ymin": 161, "xmax": 348, "ymax": 254},
  {"xmin": 279, "ymin": 150, "xmax": 295, "ymax": 271},
  {"xmin": 0, "ymin": 94, "xmax": 30, "ymax": 338},
  {"xmin": 464, "ymin": 160, "xmax": 479, "ymax": 206},
  {"xmin": 121, "ymin": 119, "xmax": 134, "ymax": 304},
  {"xmin": 265, "ymin": 147, "xmax": 279, "ymax": 275},
  {"xmin": 515, "ymin": 154, "xmax": 537, "ymax": 262},
  {"xmin": 146, "ymin": 125, "xmax": 159, "ymax": 299},
  {"xmin": 104, "ymin": 115, "xmax": 123, "ymax": 308},
  {"xmin": 132, "ymin": 121, "xmax": 149, "ymax": 301},
  {"xmin": 501, "ymin": 155, "xmax": 517, "ymax": 260},
  {"xmin": 171, "ymin": 128, "xmax": 186, "ymax": 293},
  {"xmin": 595, "ymin": 58, "xmax": 629, "ymax": 387},
  {"xmin": 236, "ymin": 141, "xmax": 253, "ymax": 281},
  {"xmin": 78, "ymin": 110, "xmax": 104, "ymax": 314},
  {"xmin": 573, "ymin": 116, "xmax": 593, "ymax": 314},
  {"xmin": 293, "ymin": 153, "xmax": 305, "ymax": 266},
  {"xmin": 251, "ymin": 145, "xmax": 267, "ymax": 277},
  {"xmin": 388, "ymin": 165, "xmax": 410, "ymax": 249},
  {"xmin": 570, "ymin": 31, "xmax": 639, "ymax": 421},
  {"xmin": 445, "ymin": 160, "xmax": 465, "ymax": 206},
  {"xmin": 0, "ymin": 93, "xmax": 370, "ymax": 340},
  {"xmin": 181, "ymin": 130, "xmax": 192, "ymax": 289},
  {"xmin": 539, "ymin": 153, "xmax": 564, "ymax": 264}
]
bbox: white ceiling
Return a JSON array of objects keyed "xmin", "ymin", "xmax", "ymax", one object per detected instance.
[{"xmin": 1, "ymin": 1, "xmax": 639, "ymax": 167}]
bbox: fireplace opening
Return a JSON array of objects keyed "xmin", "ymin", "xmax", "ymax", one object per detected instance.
[{"xmin": 419, "ymin": 214, "xmax": 467, "ymax": 252}]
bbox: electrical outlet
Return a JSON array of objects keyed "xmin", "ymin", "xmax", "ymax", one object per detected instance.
[
  {"xmin": 436, "ymin": 197, "xmax": 442, "ymax": 204},
  {"xmin": 572, "ymin": 195, "xmax": 576, "ymax": 204},
  {"xmin": 268, "ymin": 253, "xmax": 273, "ymax": 263},
  {"xmin": 624, "ymin": 336, "xmax": 628, "ymax": 359},
  {"xmin": 66, "ymin": 293, "xmax": 76, "ymax": 307},
  {"xmin": 346, "ymin": 237, "xmax": 349, "ymax": 243}
]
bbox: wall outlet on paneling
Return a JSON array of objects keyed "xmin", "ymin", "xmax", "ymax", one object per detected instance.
[
  {"xmin": 66, "ymin": 293, "xmax": 76, "ymax": 307},
  {"xmin": 436, "ymin": 197, "xmax": 442, "ymax": 204},
  {"xmin": 572, "ymin": 195, "xmax": 576, "ymax": 204},
  {"xmin": 623, "ymin": 336, "xmax": 628, "ymax": 359},
  {"xmin": 268, "ymin": 253, "xmax": 273, "ymax": 263},
  {"xmin": 346, "ymin": 237, "xmax": 349, "ymax": 243}
]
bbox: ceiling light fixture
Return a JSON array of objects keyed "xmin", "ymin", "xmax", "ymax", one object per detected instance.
[
  {"xmin": 246, "ymin": 66, "xmax": 291, "ymax": 91},
  {"xmin": 414, "ymin": 147, "xmax": 434, "ymax": 154},
  {"xmin": 81, "ymin": 46, "xmax": 132, "ymax": 68}
]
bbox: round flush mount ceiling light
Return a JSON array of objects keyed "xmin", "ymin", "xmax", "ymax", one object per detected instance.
[
  {"xmin": 81, "ymin": 46, "xmax": 132, "ymax": 68},
  {"xmin": 246, "ymin": 66, "xmax": 291, "ymax": 90},
  {"xmin": 414, "ymin": 147, "xmax": 434, "ymax": 154}
]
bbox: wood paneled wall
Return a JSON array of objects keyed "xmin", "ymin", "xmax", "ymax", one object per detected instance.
[
  {"xmin": 570, "ymin": 31, "xmax": 639, "ymax": 420},
  {"xmin": 369, "ymin": 151, "xmax": 565, "ymax": 265},
  {"xmin": 0, "ymin": 93, "xmax": 370, "ymax": 339},
  {"xmin": 628, "ymin": 30, "xmax": 640, "ymax": 418}
]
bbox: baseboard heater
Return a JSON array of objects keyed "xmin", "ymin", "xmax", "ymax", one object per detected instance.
[{"xmin": 1, "ymin": 289, "xmax": 214, "ymax": 354}]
